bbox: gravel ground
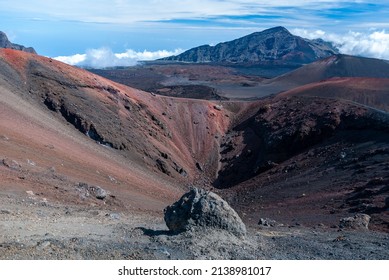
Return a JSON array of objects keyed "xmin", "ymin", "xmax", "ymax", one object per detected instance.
[{"xmin": 1, "ymin": 193, "xmax": 388, "ymax": 260}]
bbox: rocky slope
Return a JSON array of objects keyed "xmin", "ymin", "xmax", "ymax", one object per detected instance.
[
  {"xmin": 0, "ymin": 31, "xmax": 36, "ymax": 54},
  {"xmin": 216, "ymin": 95, "xmax": 389, "ymax": 232},
  {"xmin": 160, "ymin": 26, "xmax": 338, "ymax": 64}
]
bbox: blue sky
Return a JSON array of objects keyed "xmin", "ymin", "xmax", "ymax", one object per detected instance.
[{"xmin": 1, "ymin": 0, "xmax": 389, "ymax": 67}]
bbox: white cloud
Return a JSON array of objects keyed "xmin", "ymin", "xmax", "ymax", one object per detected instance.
[
  {"xmin": 53, "ymin": 47, "xmax": 183, "ymax": 68},
  {"xmin": 293, "ymin": 28, "xmax": 389, "ymax": 60},
  {"xmin": 54, "ymin": 53, "xmax": 86, "ymax": 65}
]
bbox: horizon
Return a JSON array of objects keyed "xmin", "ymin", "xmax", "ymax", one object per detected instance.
[{"xmin": 1, "ymin": 0, "xmax": 389, "ymax": 67}]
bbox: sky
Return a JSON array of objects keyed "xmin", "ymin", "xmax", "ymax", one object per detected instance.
[{"xmin": 1, "ymin": 0, "xmax": 389, "ymax": 68}]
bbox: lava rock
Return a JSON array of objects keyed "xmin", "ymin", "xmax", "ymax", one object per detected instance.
[
  {"xmin": 339, "ymin": 213, "xmax": 371, "ymax": 230},
  {"xmin": 195, "ymin": 162, "xmax": 203, "ymax": 172},
  {"xmin": 164, "ymin": 187, "xmax": 246, "ymax": 237},
  {"xmin": 156, "ymin": 159, "xmax": 171, "ymax": 175}
]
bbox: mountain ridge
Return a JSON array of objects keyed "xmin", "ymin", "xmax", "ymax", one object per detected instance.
[
  {"xmin": 0, "ymin": 31, "xmax": 36, "ymax": 54},
  {"xmin": 160, "ymin": 26, "xmax": 339, "ymax": 64}
]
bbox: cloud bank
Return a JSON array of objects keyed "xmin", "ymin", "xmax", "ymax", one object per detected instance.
[
  {"xmin": 294, "ymin": 29, "xmax": 389, "ymax": 60},
  {"xmin": 54, "ymin": 48, "xmax": 183, "ymax": 68}
]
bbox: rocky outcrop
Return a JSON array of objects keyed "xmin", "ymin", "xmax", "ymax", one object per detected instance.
[
  {"xmin": 0, "ymin": 31, "xmax": 36, "ymax": 54},
  {"xmin": 339, "ymin": 214, "xmax": 371, "ymax": 230},
  {"xmin": 164, "ymin": 187, "xmax": 246, "ymax": 237},
  {"xmin": 161, "ymin": 26, "xmax": 338, "ymax": 64}
]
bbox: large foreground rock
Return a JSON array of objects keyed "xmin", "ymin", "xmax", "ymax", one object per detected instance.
[{"xmin": 164, "ymin": 187, "xmax": 246, "ymax": 237}]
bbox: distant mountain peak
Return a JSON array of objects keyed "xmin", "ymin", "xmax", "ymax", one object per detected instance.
[
  {"xmin": 160, "ymin": 26, "xmax": 338, "ymax": 64},
  {"xmin": 0, "ymin": 31, "xmax": 36, "ymax": 54},
  {"xmin": 262, "ymin": 26, "xmax": 290, "ymax": 33}
]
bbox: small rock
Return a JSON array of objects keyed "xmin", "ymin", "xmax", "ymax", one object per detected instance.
[
  {"xmin": 214, "ymin": 105, "xmax": 223, "ymax": 111},
  {"xmin": 37, "ymin": 241, "xmax": 51, "ymax": 249},
  {"xmin": 0, "ymin": 135, "xmax": 9, "ymax": 141},
  {"xmin": 77, "ymin": 182, "xmax": 108, "ymax": 200},
  {"xmin": 258, "ymin": 218, "xmax": 277, "ymax": 227},
  {"xmin": 26, "ymin": 190, "xmax": 34, "ymax": 196},
  {"xmin": 195, "ymin": 162, "xmax": 203, "ymax": 172},
  {"xmin": 109, "ymin": 213, "xmax": 120, "ymax": 220},
  {"xmin": 164, "ymin": 187, "xmax": 246, "ymax": 237},
  {"xmin": 94, "ymin": 186, "xmax": 107, "ymax": 200},
  {"xmin": 339, "ymin": 213, "xmax": 371, "ymax": 230},
  {"xmin": 2, "ymin": 158, "xmax": 21, "ymax": 170},
  {"xmin": 108, "ymin": 175, "xmax": 117, "ymax": 182},
  {"xmin": 0, "ymin": 209, "xmax": 11, "ymax": 214}
]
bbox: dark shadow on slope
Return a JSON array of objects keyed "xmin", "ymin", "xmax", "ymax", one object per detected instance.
[{"xmin": 136, "ymin": 227, "xmax": 176, "ymax": 237}]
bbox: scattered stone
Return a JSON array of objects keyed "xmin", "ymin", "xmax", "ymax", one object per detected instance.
[
  {"xmin": 0, "ymin": 209, "xmax": 11, "ymax": 214},
  {"xmin": 37, "ymin": 241, "xmax": 51, "ymax": 249},
  {"xmin": 195, "ymin": 162, "xmax": 203, "ymax": 172},
  {"xmin": 48, "ymin": 166, "xmax": 56, "ymax": 173},
  {"xmin": 2, "ymin": 158, "xmax": 21, "ymax": 170},
  {"xmin": 108, "ymin": 175, "xmax": 117, "ymax": 183},
  {"xmin": 258, "ymin": 218, "xmax": 277, "ymax": 227},
  {"xmin": 27, "ymin": 159, "xmax": 36, "ymax": 166},
  {"xmin": 77, "ymin": 182, "xmax": 108, "ymax": 200},
  {"xmin": 214, "ymin": 105, "xmax": 223, "ymax": 111},
  {"xmin": 164, "ymin": 187, "xmax": 246, "ymax": 237},
  {"xmin": 339, "ymin": 213, "xmax": 371, "ymax": 230},
  {"xmin": 108, "ymin": 213, "xmax": 120, "ymax": 220},
  {"xmin": 94, "ymin": 187, "xmax": 107, "ymax": 200},
  {"xmin": 156, "ymin": 159, "xmax": 171, "ymax": 175},
  {"xmin": 173, "ymin": 162, "xmax": 187, "ymax": 177},
  {"xmin": 26, "ymin": 190, "xmax": 35, "ymax": 196},
  {"xmin": 0, "ymin": 135, "xmax": 9, "ymax": 141}
]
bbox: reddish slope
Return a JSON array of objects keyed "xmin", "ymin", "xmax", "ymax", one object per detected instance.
[
  {"xmin": 254, "ymin": 54, "xmax": 389, "ymax": 97},
  {"xmin": 278, "ymin": 77, "xmax": 389, "ymax": 112},
  {"xmin": 0, "ymin": 49, "xmax": 259, "ymax": 211}
]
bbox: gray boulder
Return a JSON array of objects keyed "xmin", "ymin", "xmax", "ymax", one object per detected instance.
[
  {"xmin": 164, "ymin": 187, "xmax": 246, "ymax": 237},
  {"xmin": 77, "ymin": 182, "xmax": 108, "ymax": 200},
  {"xmin": 339, "ymin": 213, "xmax": 371, "ymax": 230}
]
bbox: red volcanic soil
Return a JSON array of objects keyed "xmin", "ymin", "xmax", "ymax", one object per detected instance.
[
  {"xmin": 279, "ymin": 77, "xmax": 389, "ymax": 112},
  {"xmin": 1, "ymin": 48, "xmax": 389, "ymax": 237}
]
